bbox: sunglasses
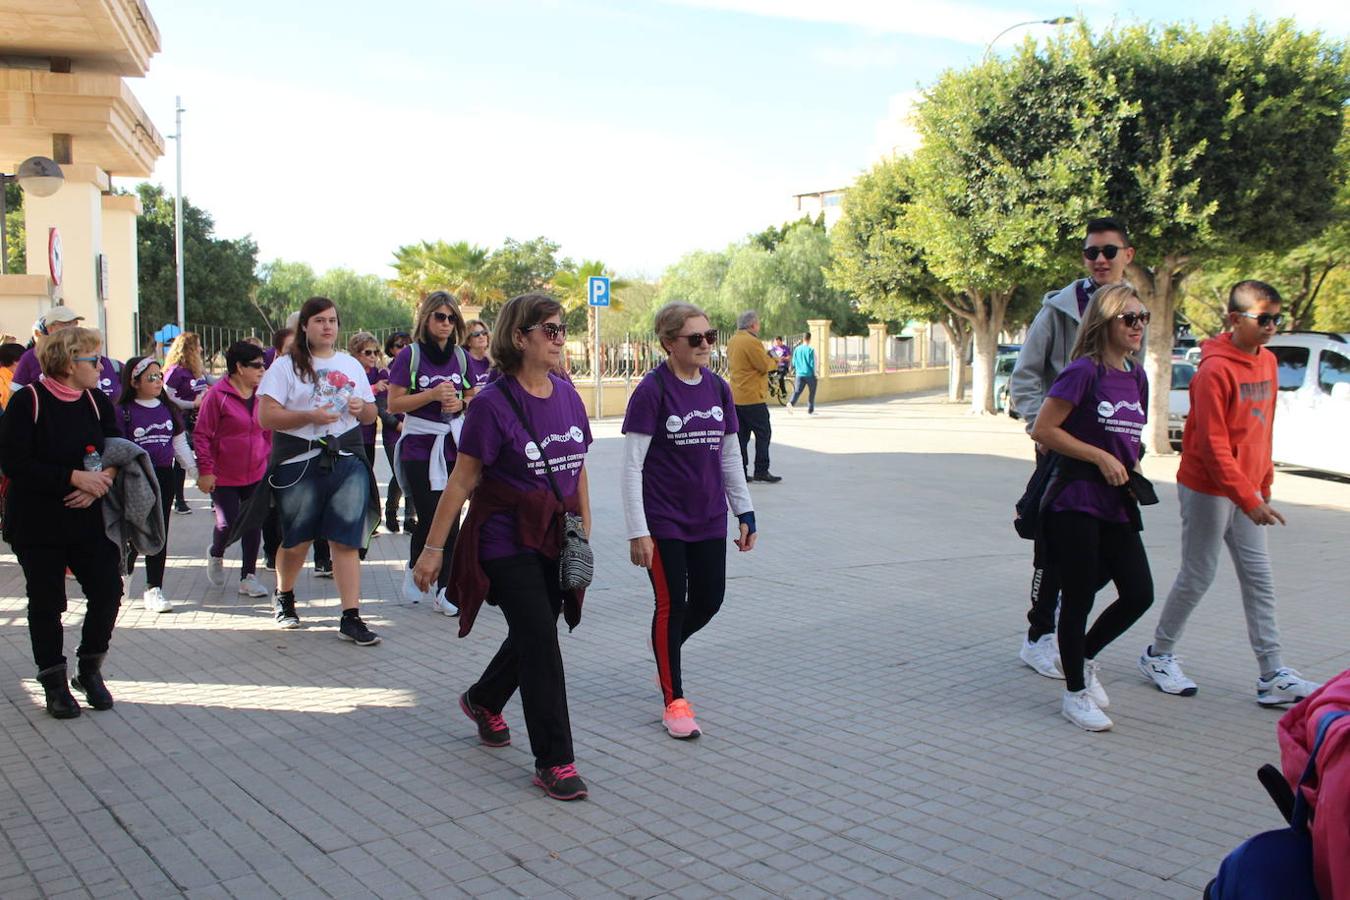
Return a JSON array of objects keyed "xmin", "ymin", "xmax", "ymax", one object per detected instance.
[
  {"xmin": 467, "ymin": 330, "xmax": 488, "ymax": 338},
  {"xmin": 1083, "ymin": 244, "xmax": 1125, "ymax": 261},
  {"xmin": 431, "ymin": 311, "xmax": 457, "ymax": 324},
  {"xmin": 392, "ymin": 340, "xmax": 408, "ymax": 350},
  {"xmin": 360, "ymin": 349, "xmax": 379, "ymax": 356},
  {"xmin": 75, "ymin": 355, "xmax": 100, "ymax": 364},
  {"xmin": 521, "ymin": 322, "xmax": 567, "ymax": 341},
  {"xmin": 1115, "ymin": 311, "xmax": 1151, "ymax": 328},
  {"xmin": 1237, "ymin": 311, "xmax": 1284, "ymax": 327},
  {"xmin": 240, "ymin": 360, "xmax": 265, "ymax": 370},
  {"xmin": 143, "ymin": 373, "xmax": 164, "ymax": 382},
  {"xmin": 678, "ymin": 330, "xmax": 719, "ymax": 348}
]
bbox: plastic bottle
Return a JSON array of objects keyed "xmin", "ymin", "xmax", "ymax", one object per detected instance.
[{"xmin": 82, "ymin": 445, "xmax": 103, "ymax": 472}]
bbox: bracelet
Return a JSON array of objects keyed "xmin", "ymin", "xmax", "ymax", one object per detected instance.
[{"xmin": 424, "ymin": 544, "xmax": 445, "ymax": 553}]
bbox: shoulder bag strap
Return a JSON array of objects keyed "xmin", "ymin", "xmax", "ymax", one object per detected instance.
[
  {"xmin": 498, "ymin": 377, "xmax": 565, "ymax": 504},
  {"xmin": 408, "ymin": 343, "xmax": 420, "ymax": 394},
  {"xmin": 1292, "ymin": 709, "xmax": 1350, "ymax": 830},
  {"xmin": 454, "ymin": 345, "xmax": 468, "ymax": 398}
]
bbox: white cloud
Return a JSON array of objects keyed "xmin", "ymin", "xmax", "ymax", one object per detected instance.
[
  {"xmin": 659, "ymin": 0, "xmax": 1047, "ymax": 45},
  {"xmin": 867, "ymin": 90, "xmax": 924, "ymax": 163}
]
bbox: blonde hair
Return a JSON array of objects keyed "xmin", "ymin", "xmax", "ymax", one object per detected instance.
[
  {"xmin": 39, "ymin": 326, "xmax": 103, "ymax": 378},
  {"xmin": 413, "ymin": 291, "xmax": 467, "ymax": 347},
  {"xmin": 165, "ymin": 331, "xmax": 205, "ymax": 377},
  {"xmin": 490, "ymin": 293, "xmax": 564, "ymax": 375},
  {"xmin": 1071, "ymin": 282, "xmax": 1144, "ymax": 364},
  {"xmin": 653, "ymin": 301, "xmax": 709, "ymax": 354},
  {"xmin": 347, "ymin": 331, "xmax": 379, "ymax": 359}
]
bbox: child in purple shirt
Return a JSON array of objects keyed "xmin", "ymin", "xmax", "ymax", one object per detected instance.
[
  {"xmin": 1031, "ymin": 283, "xmax": 1156, "ymax": 733},
  {"xmin": 622, "ymin": 303, "xmax": 755, "ymax": 740}
]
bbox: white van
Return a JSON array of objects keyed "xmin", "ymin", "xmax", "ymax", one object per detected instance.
[{"xmin": 1266, "ymin": 332, "xmax": 1350, "ymax": 477}]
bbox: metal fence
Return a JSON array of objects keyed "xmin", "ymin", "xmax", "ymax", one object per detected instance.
[
  {"xmin": 180, "ymin": 323, "xmax": 412, "ymax": 373},
  {"xmin": 564, "ymin": 330, "xmax": 733, "ymax": 380}
]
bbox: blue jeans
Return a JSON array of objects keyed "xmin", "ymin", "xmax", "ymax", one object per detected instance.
[
  {"xmin": 273, "ymin": 453, "xmax": 372, "ymax": 549},
  {"xmin": 790, "ymin": 375, "xmax": 818, "ymax": 412}
]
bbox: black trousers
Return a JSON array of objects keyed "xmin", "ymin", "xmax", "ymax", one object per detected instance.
[
  {"xmin": 469, "ymin": 553, "xmax": 573, "ymax": 769},
  {"xmin": 382, "ymin": 442, "xmax": 410, "ymax": 524},
  {"xmin": 263, "ymin": 506, "xmax": 281, "ymax": 564},
  {"xmin": 403, "ymin": 458, "xmax": 459, "ymax": 590},
  {"xmin": 15, "ymin": 536, "xmax": 124, "ymax": 672},
  {"xmin": 735, "ymin": 402, "xmax": 772, "ymax": 477},
  {"xmin": 649, "ymin": 538, "xmax": 726, "ymax": 706},
  {"xmin": 1047, "ymin": 510, "xmax": 1154, "ymax": 692},
  {"xmin": 1026, "ymin": 451, "xmax": 1062, "ymax": 641},
  {"xmin": 126, "ymin": 465, "xmax": 176, "ymax": 589}
]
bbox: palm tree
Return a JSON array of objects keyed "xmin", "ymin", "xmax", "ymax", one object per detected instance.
[{"xmin": 389, "ymin": 240, "xmax": 503, "ymax": 310}]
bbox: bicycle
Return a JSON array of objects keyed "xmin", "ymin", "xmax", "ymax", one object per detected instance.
[{"xmin": 768, "ymin": 369, "xmax": 794, "ymax": 406}]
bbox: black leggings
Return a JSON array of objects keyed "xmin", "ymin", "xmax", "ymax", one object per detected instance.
[
  {"xmin": 469, "ymin": 553, "xmax": 573, "ymax": 769},
  {"xmin": 1047, "ymin": 510, "xmax": 1154, "ymax": 692},
  {"xmin": 15, "ymin": 536, "xmax": 123, "ymax": 672},
  {"xmin": 127, "ymin": 465, "xmax": 176, "ymax": 588},
  {"xmin": 649, "ymin": 538, "xmax": 727, "ymax": 706},
  {"xmin": 382, "ymin": 442, "xmax": 409, "ymax": 522},
  {"xmin": 403, "ymin": 458, "xmax": 458, "ymax": 589}
]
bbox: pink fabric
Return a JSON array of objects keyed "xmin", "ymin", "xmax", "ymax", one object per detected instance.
[
  {"xmin": 1278, "ymin": 669, "xmax": 1350, "ymax": 900},
  {"xmin": 193, "ymin": 378, "xmax": 270, "ymax": 486},
  {"xmin": 42, "ymin": 377, "xmax": 82, "ymax": 402}
]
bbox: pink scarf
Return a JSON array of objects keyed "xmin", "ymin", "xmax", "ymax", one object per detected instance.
[{"xmin": 42, "ymin": 377, "xmax": 83, "ymax": 402}]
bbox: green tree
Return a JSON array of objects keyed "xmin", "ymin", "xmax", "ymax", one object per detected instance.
[
  {"xmin": 389, "ymin": 239, "xmax": 502, "ymax": 310},
  {"xmin": 485, "ymin": 236, "xmax": 565, "ymax": 310},
  {"xmin": 3, "ymin": 182, "xmax": 23, "ymax": 274},
  {"xmin": 313, "ymin": 268, "xmax": 409, "ymax": 329},
  {"xmin": 136, "ymin": 183, "xmax": 259, "ymax": 345},
  {"xmin": 253, "ymin": 259, "xmax": 317, "ymax": 330},
  {"xmin": 654, "ymin": 249, "xmax": 732, "ymax": 328}
]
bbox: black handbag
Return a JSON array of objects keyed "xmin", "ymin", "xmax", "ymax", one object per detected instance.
[{"xmin": 498, "ymin": 378, "xmax": 593, "ymax": 592}]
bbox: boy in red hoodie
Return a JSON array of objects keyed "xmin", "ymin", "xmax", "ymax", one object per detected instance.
[{"xmin": 1139, "ymin": 280, "xmax": 1320, "ymax": 705}]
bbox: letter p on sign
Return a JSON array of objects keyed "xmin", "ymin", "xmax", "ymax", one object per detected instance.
[{"xmin": 587, "ymin": 276, "xmax": 610, "ymax": 308}]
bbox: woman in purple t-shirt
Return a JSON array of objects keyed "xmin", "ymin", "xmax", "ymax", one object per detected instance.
[
  {"xmin": 387, "ymin": 292, "xmax": 473, "ymax": 613},
  {"xmin": 412, "ymin": 293, "xmax": 594, "ymax": 802},
  {"xmin": 1031, "ymin": 283, "xmax": 1155, "ymax": 732},
  {"xmin": 621, "ymin": 302, "xmax": 756, "ymax": 740},
  {"xmin": 163, "ymin": 332, "xmax": 211, "ymax": 516},
  {"xmin": 464, "ymin": 319, "xmax": 493, "ymax": 391},
  {"xmin": 115, "ymin": 357, "xmax": 197, "ymax": 614},
  {"xmin": 380, "ymin": 331, "xmax": 413, "ymax": 533}
]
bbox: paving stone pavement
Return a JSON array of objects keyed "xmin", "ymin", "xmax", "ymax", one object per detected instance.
[{"xmin": 2, "ymin": 392, "xmax": 1348, "ymax": 899}]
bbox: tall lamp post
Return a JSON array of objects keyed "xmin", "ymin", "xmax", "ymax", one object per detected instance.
[
  {"xmin": 0, "ymin": 156, "xmax": 65, "ymax": 275},
  {"xmin": 984, "ymin": 16, "xmax": 1075, "ymax": 61}
]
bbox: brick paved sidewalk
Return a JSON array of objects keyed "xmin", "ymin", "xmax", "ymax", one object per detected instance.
[{"xmin": 2, "ymin": 394, "xmax": 1347, "ymax": 899}]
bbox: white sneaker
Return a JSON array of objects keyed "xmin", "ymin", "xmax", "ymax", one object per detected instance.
[
  {"xmin": 433, "ymin": 588, "xmax": 459, "ymax": 617},
  {"xmin": 1138, "ymin": 646, "xmax": 1198, "ymax": 696},
  {"xmin": 1084, "ymin": 658, "xmax": 1110, "ymax": 710},
  {"xmin": 401, "ymin": 567, "xmax": 428, "ymax": 604},
  {"xmin": 1257, "ymin": 668, "xmax": 1320, "ymax": 707},
  {"xmin": 142, "ymin": 586, "xmax": 172, "ymax": 613},
  {"xmin": 206, "ymin": 554, "xmax": 225, "ymax": 587},
  {"xmin": 1062, "ymin": 689, "xmax": 1113, "ymax": 731},
  {"xmin": 1019, "ymin": 634, "xmax": 1064, "ymax": 679},
  {"xmin": 238, "ymin": 574, "xmax": 268, "ymax": 598}
]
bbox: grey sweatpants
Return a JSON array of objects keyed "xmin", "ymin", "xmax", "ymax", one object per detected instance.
[{"xmin": 1152, "ymin": 484, "xmax": 1283, "ymax": 674}]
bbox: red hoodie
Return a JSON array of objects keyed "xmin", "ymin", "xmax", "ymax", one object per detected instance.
[
  {"xmin": 1176, "ymin": 332, "xmax": 1276, "ymax": 512},
  {"xmin": 1278, "ymin": 670, "xmax": 1350, "ymax": 900}
]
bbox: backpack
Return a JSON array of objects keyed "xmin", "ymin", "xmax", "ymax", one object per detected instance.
[
  {"xmin": 408, "ymin": 342, "xmax": 468, "ymax": 398},
  {"xmin": 1205, "ymin": 710, "xmax": 1350, "ymax": 899}
]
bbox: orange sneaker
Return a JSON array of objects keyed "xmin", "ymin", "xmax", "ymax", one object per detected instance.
[{"xmin": 662, "ymin": 698, "xmax": 701, "ymax": 740}]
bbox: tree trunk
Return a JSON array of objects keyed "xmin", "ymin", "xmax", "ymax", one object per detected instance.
[
  {"xmin": 967, "ymin": 290, "xmax": 1011, "ymax": 415},
  {"xmin": 1131, "ymin": 256, "xmax": 1185, "ymax": 455},
  {"xmin": 939, "ymin": 317, "xmax": 972, "ymax": 402}
]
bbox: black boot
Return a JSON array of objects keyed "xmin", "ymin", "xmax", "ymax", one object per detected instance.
[
  {"xmin": 71, "ymin": 654, "xmax": 114, "ymax": 710},
  {"xmin": 36, "ymin": 665, "xmax": 81, "ymax": 719}
]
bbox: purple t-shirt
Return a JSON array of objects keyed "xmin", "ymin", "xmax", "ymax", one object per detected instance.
[
  {"xmin": 13, "ymin": 347, "xmax": 119, "ymax": 400},
  {"xmin": 117, "ymin": 400, "xmax": 178, "ymax": 468},
  {"xmin": 1047, "ymin": 357, "xmax": 1149, "ymax": 523},
  {"xmin": 164, "ymin": 364, "xmax": 209, "ymax": 405},
  {"xmin": 389, "ymin": 344, "xmax": 470, "ymax": 463},
  {"xmin": 467, "ymin": 354, "xmax": 492, "ymax": 390},
  {"xmin": 361, "ymin": 365, "xmax": 388, "ymax": 445},
  {"xmin": 622, "ymin": 365, "xmax": 739, "ymax": 541},
  {"xmin": 458, "ymin": 375, "xmax": 592, "ymax": 561},
  {"xmin": 263, "ymin": 347, "xmax": 278, "ymax": 369}
]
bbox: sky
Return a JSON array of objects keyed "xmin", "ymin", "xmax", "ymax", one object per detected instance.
[{"xmin": 121, "ymin": 0, "xmax": 1349, "ymax": 282}]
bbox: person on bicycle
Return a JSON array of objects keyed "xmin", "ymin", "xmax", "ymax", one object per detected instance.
[{"xmin": 769, "ymin": 336, "xmax": 790, "ymax": 400}]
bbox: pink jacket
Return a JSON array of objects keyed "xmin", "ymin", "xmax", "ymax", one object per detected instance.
[
  {"xmin": 193, "ymin": 378, "xmax": 270, "ymax": 486},
  {"xmin": 1278, "ymin": 669, "xmax": 1350, "ymax": 900}
]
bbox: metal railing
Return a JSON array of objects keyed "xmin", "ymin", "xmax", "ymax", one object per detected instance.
[{"xmin": 178, "ymin": 323, "xmax": 413, "ymax": 373}]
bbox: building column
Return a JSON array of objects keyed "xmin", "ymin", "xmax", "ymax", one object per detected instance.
[
  {"xmin": 912, "ymin": 323, "xmax": 930, "ymax": 368},
  {"xmin": 101, "ymin": 192, "xmax": 142, "ymax": 361},
  {"xmin": 806, "ymin": 318, "xmax": 832, "ymax": 379},
  {"xmin": 867, "ymin": 322, "xmax": 887, "ymax": 373},
  {"xmin": 22, "ymin": 162, "xmax": 108, "ymax": 332}
]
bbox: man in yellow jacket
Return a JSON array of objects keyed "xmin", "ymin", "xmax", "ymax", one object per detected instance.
[{"xmin": 727, "ymin": 310, "xmax": 781, "ymax": 483}]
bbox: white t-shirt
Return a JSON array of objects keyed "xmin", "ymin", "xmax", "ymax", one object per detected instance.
[{"xmin": 259, "ymin": 350, "xmax": 375, "ymax": 463}]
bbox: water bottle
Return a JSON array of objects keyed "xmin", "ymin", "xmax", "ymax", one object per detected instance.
[{"xmin": 83, "ymin": 445, "xmax": 103, "ymax": 472}]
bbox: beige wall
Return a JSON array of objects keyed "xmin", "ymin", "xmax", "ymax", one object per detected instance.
[
  {"xmin": 0, "ymin": 274, "xmax": 52, "ymax": 342},
  {"xmin": 100, "ymin": 192, "xmax": 141, "ymax": 360},
  {"xmin": 23, "ymin": 162, "xmax": 108, "ymax": 330}
]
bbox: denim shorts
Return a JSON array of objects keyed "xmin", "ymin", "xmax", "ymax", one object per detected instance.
[{"xmin": 272, "ymin": 453, "xmax": 373, "ymax": 549}]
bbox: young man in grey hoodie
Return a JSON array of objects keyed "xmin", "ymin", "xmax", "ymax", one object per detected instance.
[{"xmin": 1010, "ymin": 217, "xmax": 1135, "ymax": 678}]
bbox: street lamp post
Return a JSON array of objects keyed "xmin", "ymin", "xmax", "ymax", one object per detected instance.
[
  {"xmin": 0, "ymin": 156, "xmax": 65, "ymax": 275},
  {"xmin": 983, "ymin": 16, "xmax": 1075, "ymax": 61}
]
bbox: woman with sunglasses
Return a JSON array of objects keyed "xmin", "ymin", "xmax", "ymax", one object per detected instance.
[
  {"xmin": 381, "ymin": 331, "xmax": 414, "ymax": 533},
  {"xmin": 115, "ymin": 356, "xmax": 198, "ymax": 613},
  {"xmin": 163, "ymin": 332, "xmax": 212, "ymax": 516},
  {"xmin": 621, "ymin": 302, "xmax": 755, "ymax": 740},
  {"xmin": 1031, "ymin": 283, "xmax": 1155, "ymax": 732},
  {"xmin": 195, "ymin": 342, "xmax": 271, "ymax": 600},
  {"xmin": 464, "ymin": 320, "xmax": 492, "ymax": 392},
  {"xmin": 388, "ymin": 292, "xmax": 473, "ymax": 613},
  {"xmin": 412, "ymin": 292, "xmax": 593, "ymax": 801},
  {"xmin": 0, "ymin": 327, "xmax": 124, "ymax": 718},
  {"xmin": 348, "ymin": 332, "xmax": 388, "ymax": 484}
]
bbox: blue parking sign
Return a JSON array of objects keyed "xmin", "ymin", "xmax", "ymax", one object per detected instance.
[{"xmin": 588, "ymin": 276, "xmax": 611, "ymax": 308}]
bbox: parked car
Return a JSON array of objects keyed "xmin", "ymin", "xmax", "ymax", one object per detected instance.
[
  {"xmin": 1266, "ymin": 332, "xmax": 1350, "ymax": 477},
  {"xmin": 1168, "ymin": 360, "xmax": 1196, "ymax": 448},
  {"xmin": 994, "ymin": 351, "xmax": 1019, "ymax": 416}
]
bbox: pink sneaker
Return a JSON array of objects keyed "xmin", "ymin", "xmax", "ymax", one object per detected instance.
[
  {"xmin": 533, "ymin": 764, "xmax": 588, "ymax": 801},
  {"xmin": 662, "ymin": 699, "xmax": 701, "ymax": 739}
]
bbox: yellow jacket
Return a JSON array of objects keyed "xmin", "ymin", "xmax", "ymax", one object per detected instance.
[{"xmin": 727, "ymin": 329, "xmax": 772, "ymax": 405}]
